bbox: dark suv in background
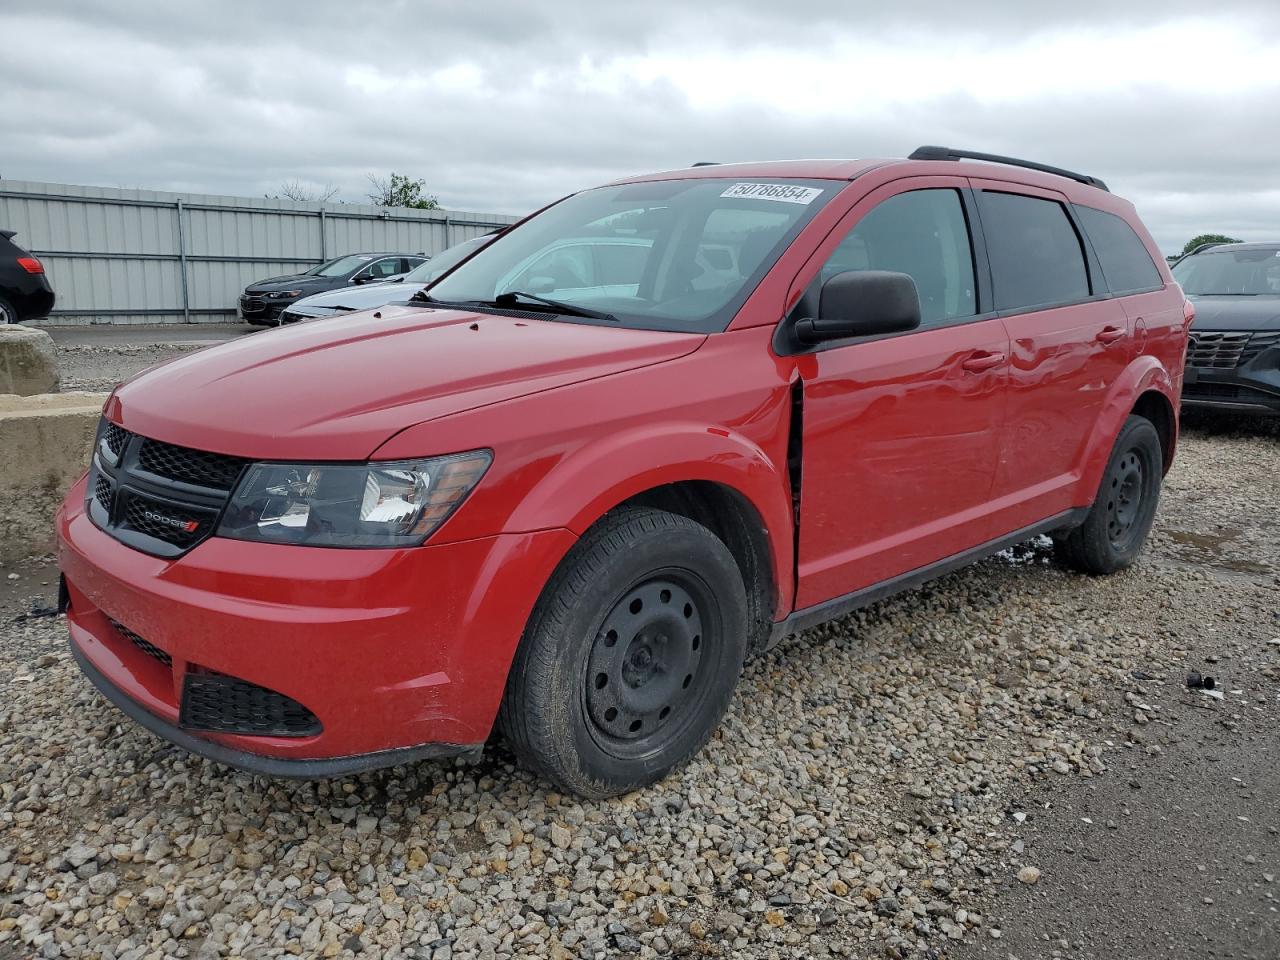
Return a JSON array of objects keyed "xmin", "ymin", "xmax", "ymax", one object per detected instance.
[
  {"xmin": 239, "ymin": 252, "xmax": 426, "ymax": 325},
  {"xmin": 0, "ymin": 229, "xmax": 55, "ymax": 324},
  {"xmin": 1173, "ymin": 241, "xmax": 1280, "ymax": 414}
]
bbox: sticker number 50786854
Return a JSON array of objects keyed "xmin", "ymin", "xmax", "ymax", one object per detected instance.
[{"xmin": 720, "ymin": 183, "xmax": 824, "ymax": 204}]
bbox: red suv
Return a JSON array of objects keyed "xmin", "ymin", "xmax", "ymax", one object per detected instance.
[{"xmin": 58, "ymin": 147, "xmax": 1190, "ymax": 797}]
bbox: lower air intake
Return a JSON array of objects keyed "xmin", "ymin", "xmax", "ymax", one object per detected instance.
[{"xmin": 179, "ymin": 673, "xmax": 322, "ymax": 738}]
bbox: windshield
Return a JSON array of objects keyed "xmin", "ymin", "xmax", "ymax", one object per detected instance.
[
  {"xmin": 1173, "ymin": 248, "xmax": 1280, "ymax": 295},
  {"xmin": 404, "ymin": 236, "xmax": 493, "ymax": 283},
  {"xmin": 428, "ymin": 178, "xmax": 836, "ymax": 332},
  {"xmin": 307, "ymin": 254, "xmax": 375, "ymax": 278}
]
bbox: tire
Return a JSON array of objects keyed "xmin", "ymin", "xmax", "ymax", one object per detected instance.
[
  {"xmin": 0, "ymin": 296, "xmax": 16, "ymax": 324},
  {"xmin": 498, "ymin": 506, "xmax": 748, "ymax": 798},
  {"xmin": 1054, "ymin": 415, "xmax": 1163, "ymax": 575}
]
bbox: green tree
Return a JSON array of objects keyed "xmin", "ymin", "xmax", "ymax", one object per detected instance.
[
  {"xmin": 1181, "ymin": 233, "xmax": 1241, "ymax": 256},
  {"xmin": 366, "ymin": 173, "xmax": 440, "ymax": 210}
]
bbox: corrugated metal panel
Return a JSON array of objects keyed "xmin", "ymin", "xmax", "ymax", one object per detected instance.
[{"xmin": 0, "ymin": 179, "xmax": 518, "ymax": 324}]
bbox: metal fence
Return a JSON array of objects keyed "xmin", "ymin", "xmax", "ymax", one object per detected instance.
[{"xmin": 0, "ymin": 180, "xmax": 519, "ymax": 324}]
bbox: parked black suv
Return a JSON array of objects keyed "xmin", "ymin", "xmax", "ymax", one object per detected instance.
[
  {"xmin": 239, "ymin": 252, "xmax": 426, "ymax": 325},
  {"xmin": 1173, "ymin": 241, "xmax": 1280, "ymax": 415},
  {"xmin": 1, "ymin": 230, "xmax": 55, "ymax": 324}
]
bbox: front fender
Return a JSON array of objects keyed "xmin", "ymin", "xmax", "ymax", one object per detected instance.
[
  {"xmin": 504, "ymin": 422, "xmax": 796, "ymax": 613},
  {"xmin": 1077, "ymin": 356, "xmax": 1177, "ymax": 503}
]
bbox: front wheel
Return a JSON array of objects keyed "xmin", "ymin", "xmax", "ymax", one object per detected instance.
[
  {"xmin": 498, "ymin": 506, "xmax": 748, "ymax": 798},
  {"xmin": 1054, "ymin": 415, "xmax": 1163, "ymax": 575}
]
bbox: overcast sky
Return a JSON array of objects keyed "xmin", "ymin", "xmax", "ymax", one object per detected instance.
[{"xmin": 3, "ymin": 0, "xmax": 1278, "ymax": 253}]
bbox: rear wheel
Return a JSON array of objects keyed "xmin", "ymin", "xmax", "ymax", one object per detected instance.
[
  {"xmin": 498, "ymin": 506, "xmax": 748, "ymax": 798},
  {"xmin": 1054, "ymin": 415, "xmax": 1163, "ymax": 574},
  {"xmin": 0, "ymin": 296, "xmax": 16, "ymax": 324}
]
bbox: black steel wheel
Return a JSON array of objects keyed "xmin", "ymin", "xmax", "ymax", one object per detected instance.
[
  {"xmin": 584, "ymin": 573, "xmax": 717, "ymax": 759},
  {"xmin": 1055, "ymin": 415, "xmax": 1163, "ymax": 575},
  {"xmin": 499, "ymin": 506, "xmax": 748, "ymax": 798},
  {"xmin": 1105, "ymin": 447, "xmax": 1146, "ymax": 549}
]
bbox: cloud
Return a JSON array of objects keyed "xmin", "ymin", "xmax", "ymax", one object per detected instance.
[{"xmin": 2, "ymin": 0, "xmax": 1278, "ymax": 251}]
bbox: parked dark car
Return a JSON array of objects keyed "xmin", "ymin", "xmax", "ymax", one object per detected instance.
[
  {"xmin": 0, "ymin": 229, "xmax": 55, "ymax": 324},
  {"xmin": 279, "ymin": 233, "xmax": 500, "ymax": 324},
  {"xmin": 1172, "ymin": 241, "xmax": 1280, "ymax": 415},
  {"xmin": 239, "ymin": 252, "xmax": 427, "ymax": 325}
]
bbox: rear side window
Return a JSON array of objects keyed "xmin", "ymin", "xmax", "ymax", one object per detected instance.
[
  {"xmin": 820, "ymin": 189, "xmax": 976, "ymax": 327},
  {"xmin": 1075, "ymin": 206, "xmax": 1162, "ymax": 295},
  {"xmin": 979, "ymin": 192, "xmax": 1089, "ymax": 311}
]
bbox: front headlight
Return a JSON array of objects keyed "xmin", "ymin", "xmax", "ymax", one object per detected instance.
[
  {"xmin": 217, "ymin": 451, "xmax": 491, "ymax": 548},
  {"xmin": 267, "ymin": 289, "xmax": 303, "ymax": 299}
]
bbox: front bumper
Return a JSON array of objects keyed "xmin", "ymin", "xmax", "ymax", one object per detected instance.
[
  {"xmin": 58, "ymin": 475, "xmax": 576, "ymax": 774},
  {"xmin": 1181, "ymin": 358, "xmax": 1280, "ymax": 414},
  {"xmin": 239, "ymin": 296, "xmax": 291, "ymax": 324}
]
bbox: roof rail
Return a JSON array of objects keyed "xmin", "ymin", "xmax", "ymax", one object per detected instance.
[{"xmin": 908, "ymin": 145, "xmax": 1109, "ymax": 192}]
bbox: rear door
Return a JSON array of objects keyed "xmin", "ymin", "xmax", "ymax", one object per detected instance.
[
  {"xmin": 791, "ymin": 179, "xmax": 1011, "ymax": 608},
  {"xmin": 974, "ymin": 182, "xmax": 1131, "ymax": 531}
]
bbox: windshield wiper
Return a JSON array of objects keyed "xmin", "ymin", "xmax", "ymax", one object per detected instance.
[{"xmin": 494, "ymin": 290, "xmax": 618, "ymax": 322}]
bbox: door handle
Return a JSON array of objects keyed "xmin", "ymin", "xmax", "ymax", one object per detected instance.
[
  {"xmin": 1096, "ymin": 326, "xmax": 1126, "ymax": 344},
  {"xmin": 960, "ymin": 351, "xmax": 1006, "ymax": 373}
]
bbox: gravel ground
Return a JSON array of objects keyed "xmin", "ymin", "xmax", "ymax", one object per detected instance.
[
  {"xmin": 1, "ymin": 393, "xmax": 1277, "ymax": 958},
  {"xmin": 41, "ymin": 324, "xmax": 253, "ymax": 392}
]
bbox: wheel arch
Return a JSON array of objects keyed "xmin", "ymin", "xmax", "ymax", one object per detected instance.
[
  {"xmin": 1078, "ymin": 357, "xmax": 1178, "ymax": 501},
  {"xmin": 501, "ymin": 424, "xmax": 795, "ymax": 655},
  {"xmin": 1130, "ymin": 388, "xmax": 1177, "ymax": 474},
  {"xmin": 615, "ymin": 480, "xmax": 778, "ymax": 658}
]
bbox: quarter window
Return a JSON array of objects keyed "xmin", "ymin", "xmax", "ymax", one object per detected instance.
[
  {"xmin": 819, "ymin": 189, "xmax": 976, "ymax": 327},
  {"xmin": 979, "ymin": 192, "xmax": 1090, "ymax": 311},
  {"xmin": 1075, "ymin": 206, "xmax": 1162, "ymax": 295}
]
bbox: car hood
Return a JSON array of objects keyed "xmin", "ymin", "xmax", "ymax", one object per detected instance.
[
  {"xmin": 108, "ymin": 304, "xmax": 705, "ymax": 460},
  {"xmin": 291, "ymin": 280, "xmax": 417, "ymax": 313},
  {"xmin": 245, "ymin": 274, "xmax": 333, "ymax": 293},
  {"xmin": 1187, "ymin": 295, "xmax": 1280, "ymax": 332}
]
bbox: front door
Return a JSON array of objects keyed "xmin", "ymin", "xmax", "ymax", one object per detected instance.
[{"xmin": 790, "ymin": 181, "xmax": 1010, "ymax": 609}]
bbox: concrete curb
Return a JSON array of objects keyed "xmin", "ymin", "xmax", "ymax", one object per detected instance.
[{"xmin": 1, "ymin": 392, "xmax": 107, "ymax": 563}]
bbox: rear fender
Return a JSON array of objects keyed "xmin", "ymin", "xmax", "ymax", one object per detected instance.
[{"xmin": 1078, "ymin": 357, "xmax": 1177, "ymax": 503}]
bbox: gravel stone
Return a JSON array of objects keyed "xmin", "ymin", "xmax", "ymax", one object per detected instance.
[{"xmin": 1016, "ymin": 866, "xmax": 1042, "ymax": 885}]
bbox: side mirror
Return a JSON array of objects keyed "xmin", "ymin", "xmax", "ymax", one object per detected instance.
[
  {"xmin": 794, "ymin": 270, "xmax": 921, "ymax": 345},
  {"xmin": 351, "ymin": 274, "xmax": 369, "ymax": 284}
]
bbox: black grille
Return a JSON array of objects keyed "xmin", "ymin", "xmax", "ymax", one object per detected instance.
[
  {"xmin": 123, "ymin": 495, "xmax": 207, "ymax": 546},
  {"xmin": 1185, "ymin": 382, "xmax": 1241, "ymax": 400},
  {"xmin": 103, "ymin": 422, "xmax": 130, "ymax": 458},
  {"xmin": 94, "ymin": 475, "xmax": 113, "ymax": 510},
  {"xmin": 1186, "ymin": 331, "xmax": 1254, "ymax": 369},
  {"xmin": 1240, "ymin": 331, "xmax": 1280, "ymax": 365},
  {"xmin": 1184, "ymin": 382, "xmax": 1277, "ymax": 403},
  {"xmin": 108, "ymin": 619, "xmax": 172, "ymax": 668},
  {"xmin": 180, "ymin": 673, "xmax": 321, "ymax": 737},
  {"xmin": 90, "ymin": 416, "xmax": 247, "ymax": 558},
  {"xmin": 137, "ymin": 439, "xmax": 247, "ymax": 491}
]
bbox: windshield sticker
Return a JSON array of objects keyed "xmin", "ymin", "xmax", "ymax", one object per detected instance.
[{"xmin": 720, "ymin": 182, "xmax": 824, "ymax": 205}]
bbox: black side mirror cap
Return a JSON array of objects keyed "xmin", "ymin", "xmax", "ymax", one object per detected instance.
[{"xmin": 794, "ymin": 270, "xmax": 922, "ymax": 345}]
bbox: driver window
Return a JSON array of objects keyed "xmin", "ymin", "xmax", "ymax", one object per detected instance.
[
  {"xmin": 818, "ymin": 189, "xmax": 977, "ymax": 327},
  {"xmin": 369, "ymin": 258, "xmax": 402, "ymax": 279}
]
